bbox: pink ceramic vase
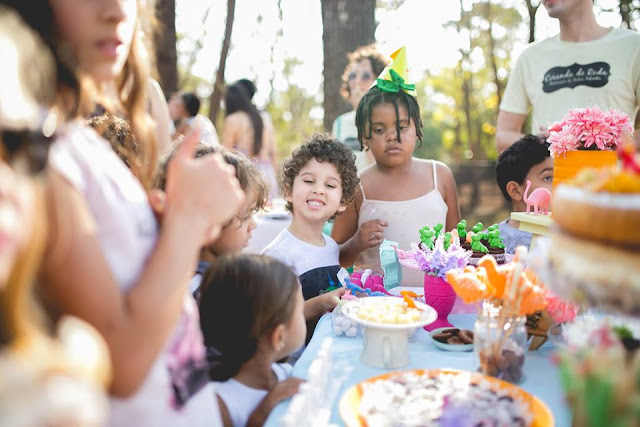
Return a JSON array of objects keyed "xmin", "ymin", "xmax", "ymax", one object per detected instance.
[{"xmin": 423, "ymin": 274, "xmax": 456, "ymax": 331}]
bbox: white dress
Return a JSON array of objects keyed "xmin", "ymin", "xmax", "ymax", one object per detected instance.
[{"xmin": 48, "ymin": 121, "xmax": 221, "ymax": 426}]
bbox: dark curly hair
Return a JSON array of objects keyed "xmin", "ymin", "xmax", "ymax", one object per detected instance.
[
  {"xmin": 496, "ymin": 134, "xmax": 551, "ymax": 202},
  {"xmin": 281, "ymin": 134, "xmax": 359, "ymax": 218},
  {"xmin": 340, "ymin": 44, "xmax": 388, "ymax": 101},
  {"xmin": 88, "ymin": 113, "xmax": 139, "ymax": 169},
  {"xmin": 199, "ymin": 254, "xmax": 300, "ymax": 381},
  {"xmin": 355, "ymin": 86, "xmax": 424, "ymax": 149}
]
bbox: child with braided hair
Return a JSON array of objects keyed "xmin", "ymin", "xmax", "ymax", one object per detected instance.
[{"xmin": 332, "ymin": 48, "xmax": 461, "ymax": 286}]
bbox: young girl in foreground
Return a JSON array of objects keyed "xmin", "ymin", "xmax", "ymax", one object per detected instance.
[
  {"xmin": 199, "ymin": 255, "xmax": 305, "ymax": 427},
  {"xmin": 5, "ymin": 0, "xmax": 244, "ymax": 425},
  {"xmin": 332, "ymin": 53, "xmax": 461, "ymax": 286}
]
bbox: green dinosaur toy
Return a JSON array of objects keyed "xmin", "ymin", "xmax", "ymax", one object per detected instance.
[
  {"xmin": 471, "ymin": 233, "xmax": 489, "ymax": 253},
  {"xmin": 456, "ymin": 220, "xmax": 467, "ymax": 240},
  {"xmin": 443, "ymin": 231, "xmax": 452, "ymax": 251},
  {"xmin": 488, "ymin": 230, "xmax": 505, "ymax": 249},
  {"xmin": 420, "ymin": 229, "xmax": 435, "ymax": 250},
  {"xmin": 433, "ymin": 223, "xmax": 444, "ymax": 240}
]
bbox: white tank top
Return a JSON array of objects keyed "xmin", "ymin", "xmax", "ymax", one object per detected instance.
[{"xmin": 355, "ymin": 160, "xmax": 448, "ymax": 287}]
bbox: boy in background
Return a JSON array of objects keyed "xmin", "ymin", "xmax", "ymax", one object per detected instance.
[{"xmin": 495, "ymin": 134, "xmax": 553, "ymax": 253}]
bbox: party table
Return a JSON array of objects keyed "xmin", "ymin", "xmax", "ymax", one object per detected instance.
[{"xmin": 265, "ymin": 307, "xmax": 571, "ymax": 426}]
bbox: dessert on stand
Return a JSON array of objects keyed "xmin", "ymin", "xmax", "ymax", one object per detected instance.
[
  {"xmin": 340, "ymin": 296, "xmax": 436, "ymax": 369},
  {"xmin": 543, "ymin": 133, "xmax": 640, "ymax": 426}
]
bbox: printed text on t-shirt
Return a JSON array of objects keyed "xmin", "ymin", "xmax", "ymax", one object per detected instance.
[{"xmin": 542, "ymin": 62, "xmax": 610, "ymax": 93}]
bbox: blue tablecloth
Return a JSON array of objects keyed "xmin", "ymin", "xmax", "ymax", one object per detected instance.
[{"xmin": 265, "ymin": 312, "xmax": 571, "ymax": 426}]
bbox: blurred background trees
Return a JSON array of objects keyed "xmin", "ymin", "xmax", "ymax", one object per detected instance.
[{"xmin": 153, "ymin": 0, "xmax": 638, "ymax": 224}]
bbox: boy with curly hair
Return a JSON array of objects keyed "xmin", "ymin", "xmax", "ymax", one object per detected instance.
[{"xmin": 262, "ymin": 134, "xmax": 358, "ymax": 348}]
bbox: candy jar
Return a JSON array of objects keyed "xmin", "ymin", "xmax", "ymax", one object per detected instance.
[
  {"xmin": 474, "ymin": 300, "xmax": 527, "ymax": 384},
  {"xmin": 331, "ymin": 303, "xmax": 360, "ymax": 338}
]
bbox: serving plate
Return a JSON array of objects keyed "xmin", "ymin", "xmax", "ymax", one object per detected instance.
[
  {"xmin": 430, "ymin": 327, "xmax": 474, "ymax": 352},
  {"xmin": 340, "ymin": 296, "xmax": 436, "ymax": 331},
  {"xmin": 339, "ymin": 368, "xmax": 554, "ymax": 427}
]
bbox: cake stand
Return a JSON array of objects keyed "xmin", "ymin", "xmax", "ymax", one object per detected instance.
[{"xmin": 341, "ymin": 297, "xmax": 437, "ymax": 369}]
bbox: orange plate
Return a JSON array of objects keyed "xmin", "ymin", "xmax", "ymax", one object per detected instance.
[{"xmin": 339, "ymin": 368, "xmax": 554, "ymax": 427}]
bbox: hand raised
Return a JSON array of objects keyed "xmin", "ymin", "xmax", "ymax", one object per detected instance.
[
  {"xmin": 164, "ymin": 127, "xmax": 245, "ymax": 243},
  {"xmin": 354, "ymin": 219, "xmax": 388, "ymax": 251}
]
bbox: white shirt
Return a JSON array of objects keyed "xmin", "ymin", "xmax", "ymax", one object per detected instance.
[{"xmin": 215, "ymin": 364, "xmax": 292, "ymax": 427}]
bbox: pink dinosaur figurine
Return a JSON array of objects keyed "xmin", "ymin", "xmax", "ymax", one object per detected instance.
[
  {"xmin": 351, "ymin": 271, "xmax": 393, "ymax": 295},
  {"xmin": 523, "ymin": 179, "xmax": 551, "ymax": 214}
]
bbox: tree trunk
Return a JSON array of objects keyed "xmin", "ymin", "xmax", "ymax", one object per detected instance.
[
  {"xmin": 321, "ymin": 0, "xmax": 376, "ymax": 131},
  {"xmin": 153, "ymin": 0, "xmax": 177, "ymax": 95},
  {"xmin": 524, "ymin": 0, "xmax": 540, "ymax": 43},
  {"xmin": 619, "ymin": 0, "xmax": 633, "ymax": 29},
  {"xmin": 209, "ymin": 0, "xmax": 236, "ymax": 124},
  {"xmin": 268, "ymin": 0, "xmax": 284, "ymax": 107},
  {"xmin": 484, "ymin": 0, "xmax": 503, "ymax": 106}
]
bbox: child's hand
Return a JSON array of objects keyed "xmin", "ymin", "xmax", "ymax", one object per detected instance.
[
  {"xmin": 321, "ymin": 287, "xmax": 346, "ymax": 311},
  {"xmin": 264, "ymin": 377, "xmax": 304, "ymax": 407},
  {"xmin": 247, "ymin": 377, "xmax": 305, "ymax": 427},
  {"xmin": 164, "ymin": 127, "xmax": 245, "ymax": 244},
  {"xmin": 354, "ymin": 219, "xmax": 388, "ymax": 250}
]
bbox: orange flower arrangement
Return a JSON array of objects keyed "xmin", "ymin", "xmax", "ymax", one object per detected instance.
[{"xmin": 445, "ymin": 249, "xmax": 547, "ymax": 316}]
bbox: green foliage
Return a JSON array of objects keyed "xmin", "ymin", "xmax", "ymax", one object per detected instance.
[
  {"xmin": 416, "ymin": 1, "xmax": 523, "ymax": 162},
  {"xmin": 264, "ymin": 57, "xmax": 323, "ymax": 163}
]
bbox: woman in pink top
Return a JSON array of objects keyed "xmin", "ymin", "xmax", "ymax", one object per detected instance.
[
  {"xmin": 4, "ymin": 1, "xmax": 244, "ymax": 425},
  {"xmin": 332, "ymin": 75, "xmax": 461, "ymax": 287}
]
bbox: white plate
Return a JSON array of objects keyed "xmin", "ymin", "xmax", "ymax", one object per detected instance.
[
  {"xmin": 341, "ymin": 296, "xmax": 437, "ymax": 331},
  {"xmin": 430, "ymin": 327, "xmax": 474, "ymax": 352}
]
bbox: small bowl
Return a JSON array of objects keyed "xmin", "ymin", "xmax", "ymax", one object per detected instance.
[{"xmin": 430, "ymin": 327, "xmax": 474, "ymax": 352}]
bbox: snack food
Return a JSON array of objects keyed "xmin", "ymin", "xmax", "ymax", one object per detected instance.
[
  {"xmin": 432, "ymin": 328, "xmax": 474, "ymax": 345},
  {"xmin": 456, "ymin": 221, "xmax": 506, "ymax": 265},
  {"xmin": 549, "ymin": 157, "xmax": 640, "ymax": 315},
  {"xmin": 355, "ymin": 298, "xmax": 422, "ymax": 324},
  {"xmin": 552, "ymin": 166, "xmax": 640, "ymax": 247},
  {"xmin": 340, "ymin": 369, "xmax": 552, "ymax": 427}
]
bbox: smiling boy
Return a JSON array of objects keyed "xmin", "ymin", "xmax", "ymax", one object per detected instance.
[{"xmin": 262, "ymin": 134, "xmax": 358, "ymax": 326}]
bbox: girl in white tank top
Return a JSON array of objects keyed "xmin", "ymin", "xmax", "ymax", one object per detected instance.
[
  {"xmin": 356, "ymin": 160, "xmax": 448, "ymax": 285},
  {"xmin": 332, "ymin": 83, "xmax": 461, "ymax": 287}
]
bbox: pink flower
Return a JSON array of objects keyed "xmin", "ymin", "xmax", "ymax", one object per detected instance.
[
  {"xmin": 547, "ymin": 106, "xmax": 634, "ymax": 156},
  {"xmin": 548, "ymin": 125, "xmax": 580, "ymax": 157},
  {"xmin": 580, "ymin": 120, "xmax": 614, "ymax": 150},
  {"xmin": 604, "ymin": 108, "xmax": 633, "ymax": 147},
  {"xmin": 545, "ymin": 290, "xmax": 578, "ymax": 323},
  {"xmin": 548, "ymin": 121, "xmax": 564, "ymax": 133}
]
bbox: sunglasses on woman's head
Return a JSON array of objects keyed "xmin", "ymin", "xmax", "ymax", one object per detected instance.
[
  {"xmin": 1, "ymin": 112, "xmax": 57, "ymax": 174},
  {"xmin": 348, "ymin": 71, "xmax": 373, "ymax": 82},
  {"xmin": 1, "ymin": 129, "xmax": 53, "ymax": 174}
]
